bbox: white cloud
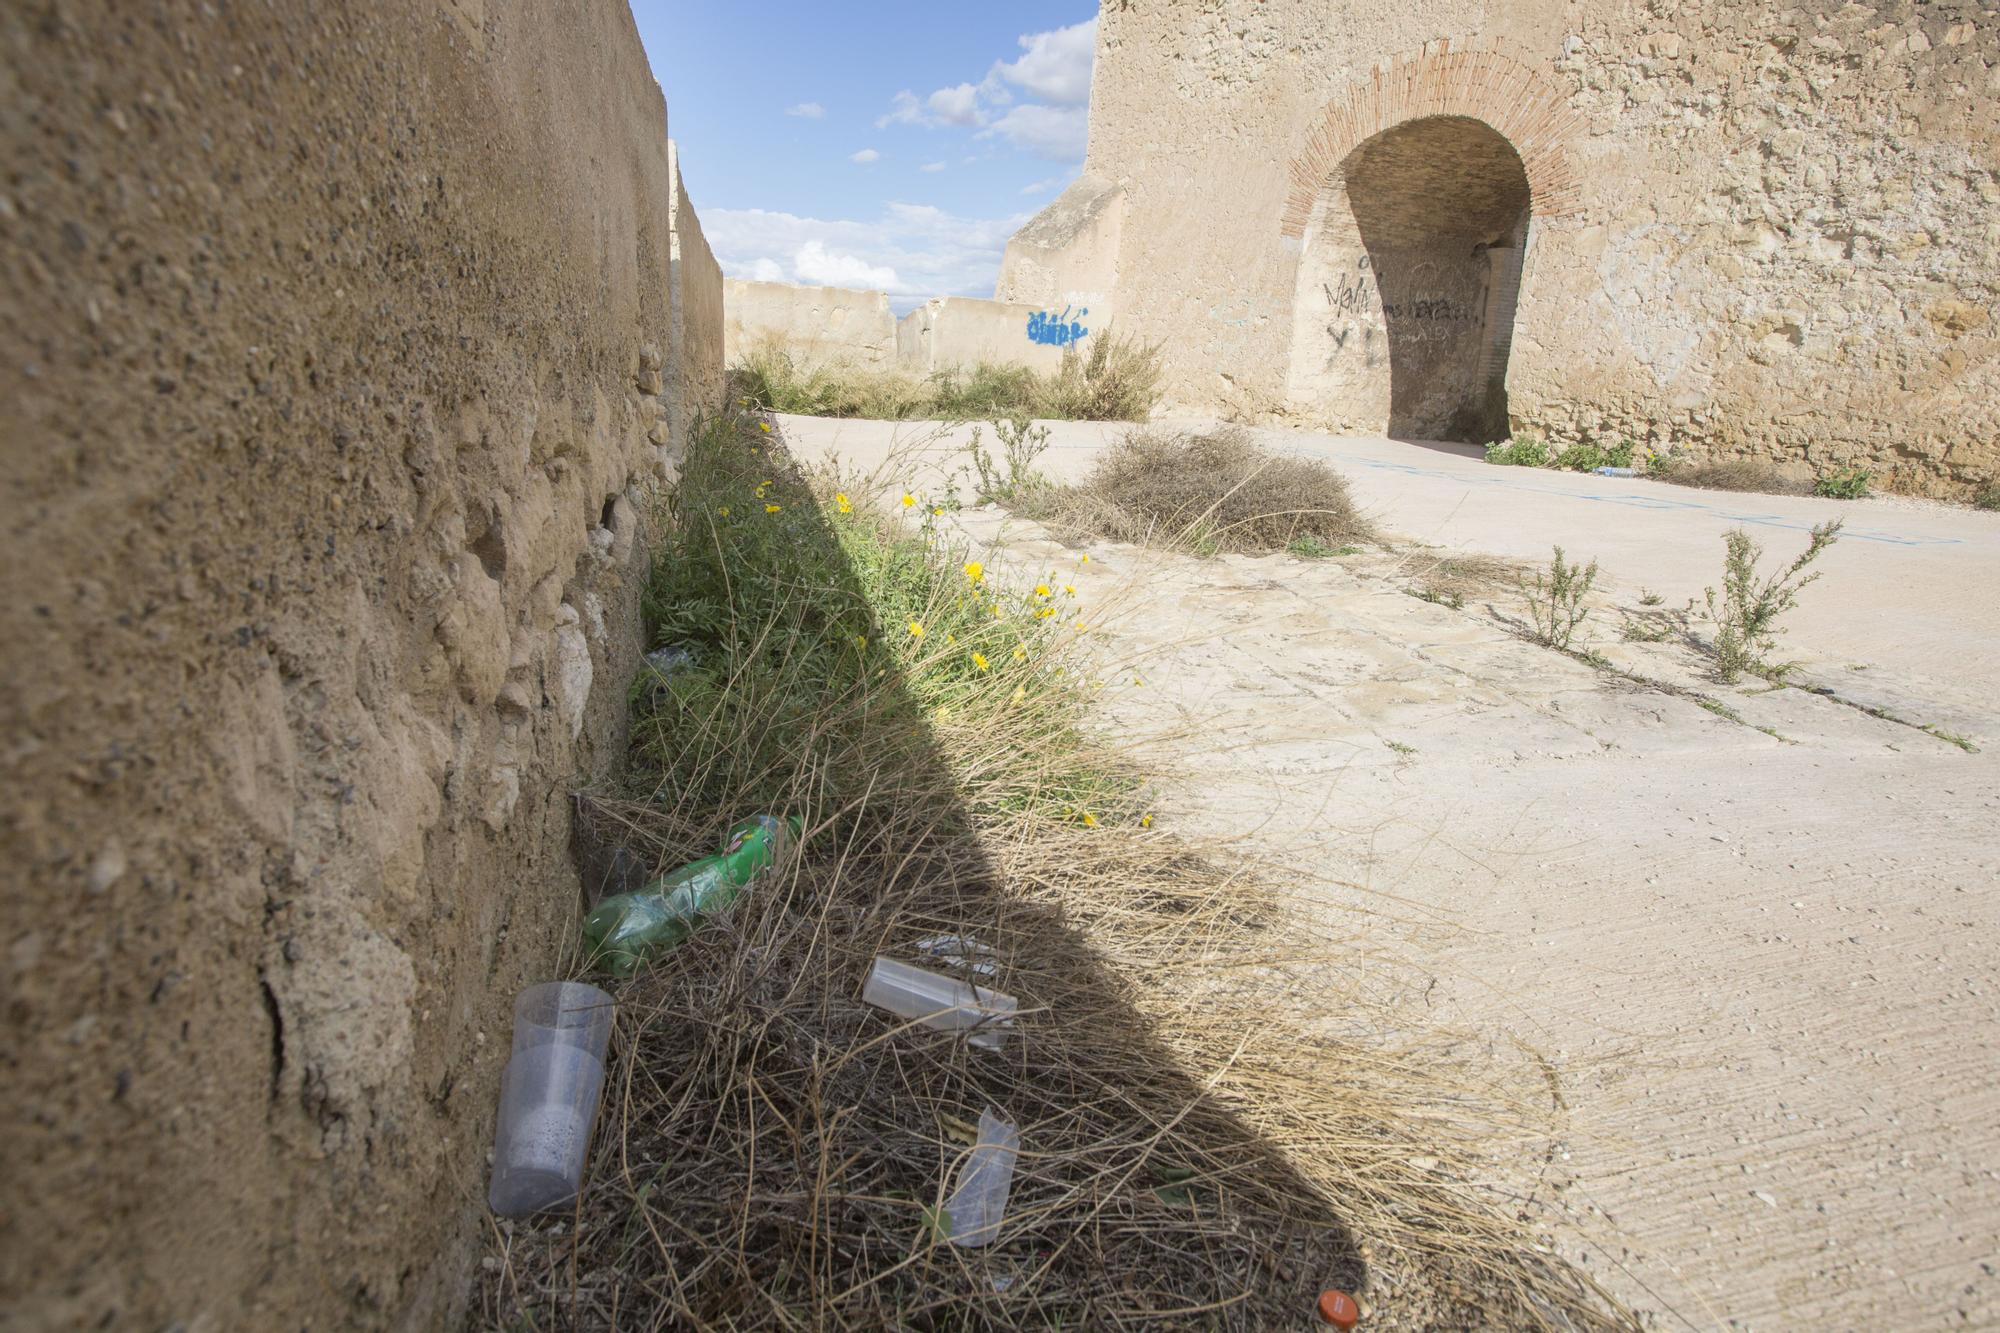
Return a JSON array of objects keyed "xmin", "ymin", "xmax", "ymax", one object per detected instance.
[
  {"xmin": 706, "ymin": 204, "xmax": 1033, "ymax": 312},
  {"xmin": 982, "ymin": 104, "xmax": 1089, "ymax": 161},
  {"xmin": 870, "ymin": 19, "xmax": 1095, "ymax": 163},
  {"xmin": 926, "ymin": 82, "xmax": 983, "ymax": 126},
  {"xmin": 1020, "ymin": 176, "xmax": 1065, "ymax": 196},
  {"xmin": 786, "ymin": 101, "xmax": 825, "ymax": 119},
  {"xmin": 921, "ymin": 161, "xmax": 947, "ymax": 173},
  {"xmin": 849, "ymin": 148, "xmax": 881, "ymax": 165},
  {"xmin": 793, "ymin": 240, "xmax": 898, "ymax": 290},
  {"xmin": 992, "ymin": 19, "xmax": 1096, "ymax": 106}
]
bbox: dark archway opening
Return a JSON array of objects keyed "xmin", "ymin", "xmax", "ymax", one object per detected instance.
[{"xmin": 1342, "ymin": 116, "xmax": 1530, "ymax": 443}]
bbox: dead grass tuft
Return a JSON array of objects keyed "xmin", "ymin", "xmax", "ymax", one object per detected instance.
[
  {"xmin": 1654, "ymin": 458, "xmax": 1812, "ymax": 496},
  {"xmin": 1020, "ymin": 425, "xmax": 1376, "ymax": 556}
]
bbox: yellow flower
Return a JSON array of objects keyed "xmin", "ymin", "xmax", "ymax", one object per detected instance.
[
  {"xmin": 963, "ymin": 561, "xmax": 984, "ymax": 584},
  {"xmin": 855, "ymin": 634, "xmax": 868, "ymax": 649},
  {"xmin": 1063, "ymin": 584, "xmax": 1076, "ymax": 596},
  {"xmin": 1080, "ymin": 554, "xmax": 1090, "ymax": 564},
  {"xmin": 932, "ymin": 506, "xmax": 945, "ymax": 516},
  {"xmin": 945, "ymin": 631, "xmax": 956, "ymax": 643},
  {"xmin": 971, "ymin": 652, "xmax": 989, "ymax": 671},
  {"xmin": 758, "ymin": 421, "xmax": 772, "ymax": 434},
  {"xmin": 901, "ymin": 493, "xmax": 916, "ymax": 508},
  {"xmin": 907, "ymin": 621, "xmax": 925, "ymax": 639},
  {"xmin": 1139, "ymin": 813, "xmax": 1154, "ymax": 829},
  {"xmin": 1012, "ymin": 645, "xmax": 1027, "ymax": 661},
  {"xmin": 718, "ymin": 506, "xmax": 731, "ymax": 517},
  {"xmin": 1133, "ymin": 675, "xmax": 1144, "ymax": 686},
  {"xmin": 1034, "ymin": 583, "xmax": 1051, "ymax": 598},
  {"xmin": 1081, "ymin": 812, "xmax": 1099, "ymax": 828},
  {"xmin": 1073, "ymin": 620, "xmax": 1087, "ymax": 632},
  {"xmin": 765, "ymin": 503, "xmax": 782, "ymax": 513},
  {"xmin": 1034, "ymin": 606, "xmax": 1054, "ymax": 620},
  {"xmin": 836, "ymin": 492, "xmax": 852, "ymax": 514}
]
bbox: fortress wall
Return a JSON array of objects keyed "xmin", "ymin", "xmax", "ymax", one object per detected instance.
[
  {"xmin": 1011, "ymin": 1, "xmax": 2000, "ymax": 494},
  {"xmin": 723, "ymin": 278, "xmax": 899, "ymax": 368},
  {"xmin": 0, "ymin": 1, "xmax": 715, "ymax": 1326}
]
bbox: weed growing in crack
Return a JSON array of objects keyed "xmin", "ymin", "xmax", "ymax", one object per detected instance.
[
  {"xmin": 1703, "ymin": 521, "xmax": 1842, "ymax": 683},
  {"xmin": 1522, "ymin": 546, "xmax": 1599, "ymax": 651},
  {"xmin": 965, "ymin": 416, "xmax": 1051, "ymax": 503}
]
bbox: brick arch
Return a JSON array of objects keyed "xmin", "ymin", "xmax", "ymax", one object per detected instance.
[{"xmin": 1279, "ymin": 40, "xmax": 1583, "ymax": 238}]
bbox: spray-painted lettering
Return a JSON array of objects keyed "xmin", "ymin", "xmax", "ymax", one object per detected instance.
[{"xmin": 1027, "ymin": 305, "xmax": 1090, "ymax": 347}]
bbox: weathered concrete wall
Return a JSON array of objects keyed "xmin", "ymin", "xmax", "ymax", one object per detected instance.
[
  {"xmin": 668, "ymin": 140, "xmax": 725, "ymax": 463},
  {"xmin": 723, "ymin": 278, "xmax": 897, "ymax": 367},
  {"xmin": 1007, "ymin": 1, "xmax": 2000, "ymax": 495},
  {"xmin": 897, "ymin": 295, "xmax": 1092, "ymax": 375},
  {"xmin": 994, "ymin": 171, "xmax": 1124, "ymax": 314},
  {"xmin": 0, "ymin": 1, "xmax": 703, "ymax": 1327}
]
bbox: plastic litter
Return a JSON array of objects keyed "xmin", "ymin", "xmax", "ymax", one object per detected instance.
[
  {"xmin": 862, "ymin": 955, "xmax": 1017, "ymax": 1050},
  {"xmin": 913, "ymin": 932, "xmax": 999, "ymax": 979},
  {"xmin": 940, "ymin": 1109, "xmax": 1020, "ymax": 1247},
  {"xmin": 488, "ymin": 981, "xmax": 615, "ymax": 1217},
  {"xmin": 1317, "ymin": 1288, "xmax": 1360, "ymax": 1328},
  {"xmin": 582, "ymin": 815, "xmax": 801, "ymax": 977},
  {"xmin": 1594, "ymin": 466, "xmax": 1638, "ymax": 478}
]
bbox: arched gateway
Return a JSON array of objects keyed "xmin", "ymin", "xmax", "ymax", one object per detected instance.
[{"xmin": 1280, "ymin": 44, "xmax": 1583, "ymax": 442}]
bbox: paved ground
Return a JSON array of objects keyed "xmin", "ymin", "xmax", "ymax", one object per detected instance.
[{"xmin": 782, "ymin": 416, "xmax": 2000, "ymax": 1330}]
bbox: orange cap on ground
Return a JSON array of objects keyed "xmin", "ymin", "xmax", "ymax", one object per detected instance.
[{"xmin": 1316, "ymin": 1288, "xmax": 1359, "ymax": 1328}]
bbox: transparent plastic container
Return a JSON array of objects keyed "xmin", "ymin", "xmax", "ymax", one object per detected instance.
[
  {"xmin": 942, "ymin": 1108, "xmax": 1020, "ymax": 1247},
  {"xmin": 488, "ymin": 982, "xmax": 614, "ymax": 1216},
  {"xmin": 511, "ymin": 981, "xmax": 615, "ymax": 1061},
  {"xmin": 862, "ymin": 956, "xmax": 1017, "ymax": 1050}
]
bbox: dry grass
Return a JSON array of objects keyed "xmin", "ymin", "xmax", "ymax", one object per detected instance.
[
  {"xmin": 1399, "ymin": 550, "xmax": 1531, "ymax": 609},
  {"xmin": 1018, "ymin": 425, "xmax": 1376, "ymax": 556},
  {"xmin": 1652, "ymin": 458, "xmax": 1812, "ymax": 496},
  {"xmin": 477, "ymin": 407, "xmax": 1627, "ymax": 1331},
  {"xmin": 735, "ymin": 332, "xmax": 1163, "ymax": 424}
]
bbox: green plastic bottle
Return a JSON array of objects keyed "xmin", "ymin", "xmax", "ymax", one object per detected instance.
[{"xmin": 582, "ymin": 815, "xmax": 802, "ymax": 978}]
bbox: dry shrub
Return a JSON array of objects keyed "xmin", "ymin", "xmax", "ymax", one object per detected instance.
[
  {"xmin": 1656, "ymin": 458, "xmax": 1812, "ymax": 496},
  {"xmin": 1402, "ymin": 550, "xmax": 1531, "ymax": 607},
  {"xmin": 733, "ymin": 333, "xmax": 1163, "ymax": 423},
  {"xmin": 478, "ymin": 413, "xmax": 1625, "ymax": 1331},
  {"xmin": 1025, "ymin": 426, "xmax": 1375, "ymax": 555}
]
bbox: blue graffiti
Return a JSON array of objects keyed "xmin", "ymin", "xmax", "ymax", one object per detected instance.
[{"xmin": 1027, "ymin": 305, "xmax": 1090, "ymax": 347}]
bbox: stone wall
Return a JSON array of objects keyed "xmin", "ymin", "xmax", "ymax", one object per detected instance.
[
  {"xmin": 724, "ymin": 277, "xmax": 898, "ymax": 367},
  {"xmin": 1006, "ymin": 0, "xmax": 2000, "ymax": 495},
  {"xmin": 0, "ymin": 1, "xmax": 714, "ymax": 1327},
  {"xmin": 896, "ymin": 295, "xmax": 1090, "ymax": 375},
  {"xmin": 668, "ymin": 140, "xmax": 726, "ymax": 463}
]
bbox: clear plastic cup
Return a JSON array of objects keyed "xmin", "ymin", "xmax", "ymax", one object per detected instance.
[
  {"xmin": 488, "ymin": 1040, "xmax": 606, "ymax": 1216},
  {"xmin": 488, "ymin": 981, "xmax": 615, "ymax": 1216},
  {"xmin": 510, "ymin": 981, "xmax": 615, "ymax": 1061}
]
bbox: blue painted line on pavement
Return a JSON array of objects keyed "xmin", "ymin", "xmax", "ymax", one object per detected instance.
[{"xmin": 1343, "ymin": 458, "xmax": 1967, "ymax": 548}]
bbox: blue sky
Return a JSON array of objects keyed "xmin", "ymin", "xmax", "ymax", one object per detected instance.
[{"xmin": 630, "ymin": 2, "xmax": 1098, "ymax": 310}]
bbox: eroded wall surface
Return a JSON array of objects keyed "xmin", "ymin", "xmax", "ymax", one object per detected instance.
[
  {"xmin": 669, "ymin": 140, "xmax": 726, "ymax": 458},
  {"xmin": 1008, "ymin": 0, "xmax": 2000, "ymax": 494},
  {"xmin": 724, "ymin": 278, "xmax": 898, "ymax": 367},
  {"xmin": 0, "ymin": 1, "xmax": 704, "ymax": 1326}
]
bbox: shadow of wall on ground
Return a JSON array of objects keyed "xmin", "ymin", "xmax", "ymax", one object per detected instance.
[{"xmin": 499, "ymin": 413, "xmax": 1370, "ymax": 1328}]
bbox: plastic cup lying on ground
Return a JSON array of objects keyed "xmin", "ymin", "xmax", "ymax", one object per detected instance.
[
  {"xmin": 862, "ymin": 956, "xmax": 1017, "ymax": 1050},
  {"xmin": 510, "ymin": 981, "xmax": 615, "ymax": 1060},
  {"xmin": 941, "ymin": 1108, "xmax": 1021, "ymax": 1247},
  {"xmin": 488, "ymin": 981, "xmax": 615, "ymax": 1217}
]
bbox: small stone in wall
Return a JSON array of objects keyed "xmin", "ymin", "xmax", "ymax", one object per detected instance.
[{"xmin": 553, "ymin": 607, "xmax": 592, "ymax": 741}]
